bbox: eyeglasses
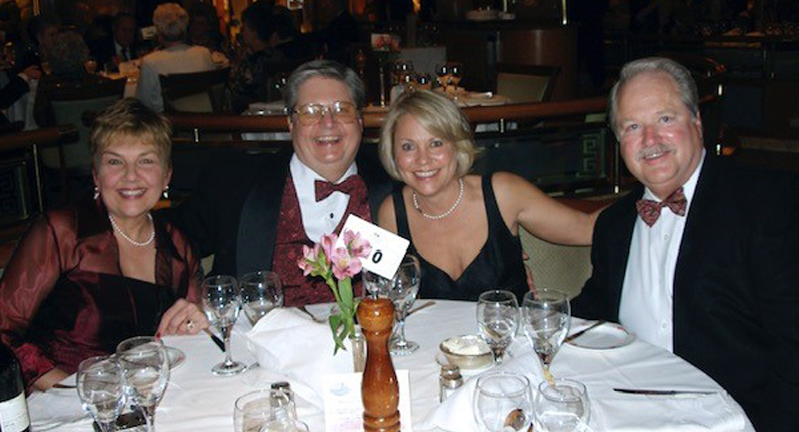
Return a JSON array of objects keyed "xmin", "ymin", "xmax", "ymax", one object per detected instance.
[{"xmin": 292, "ymin": 101, "xmax": 359, "ymax": 126}]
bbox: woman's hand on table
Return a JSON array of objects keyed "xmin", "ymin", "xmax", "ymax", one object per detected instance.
[
  {"xmin": 157, "ymin": 299, "xmax": 209, "ymax": 336},
  {"xmin": 33, "ymin": 367, "xmax": 70, "ymax": 392}
]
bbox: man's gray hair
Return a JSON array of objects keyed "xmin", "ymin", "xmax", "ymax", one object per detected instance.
[
  {"xmin": 153, "ymin": 3, "xmax": 189, "ymax": 42},
  {"xmin": 608, "ymin": 57, "xmax": 699, "ymax": 134},
  {"xmin": 283, "ymin": 60, "xmax": 365, "ymax": 113}
]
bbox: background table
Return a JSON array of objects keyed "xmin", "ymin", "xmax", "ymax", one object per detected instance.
[{"xmin": 27, "ymin": 300, "xmax": 752, "ymax": 431}]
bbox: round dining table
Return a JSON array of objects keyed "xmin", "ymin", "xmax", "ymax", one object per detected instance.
[{"xmin": 27, "ymin": 300, "xmax": 753, "ymax": 431}]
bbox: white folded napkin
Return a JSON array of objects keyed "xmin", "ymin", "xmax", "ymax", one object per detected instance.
[
  {"xmin": 245, "ymin": 307, "xmax": 353, "ymax": 409},
  {"xmin": 418, "ymin": 344, "xmax": 543, "ymax": 432},
  {"xmin": 28, "ymin": 384, "xmax": 89, "ymax": 431},
  {"xmin": 592, "ymin": 390, "xmax": 746, "ymax": 432}
]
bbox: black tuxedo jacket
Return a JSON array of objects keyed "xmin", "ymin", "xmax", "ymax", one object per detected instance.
[
  {"xmin": 167, "ymin": 146, "xmax": 393, "ymax": 279},
  {"xmin": 573, "ymin": 154, "xmax": 799, "ymax": 431}
]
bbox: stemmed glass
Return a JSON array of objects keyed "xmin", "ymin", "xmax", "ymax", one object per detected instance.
[
  {"xmin": 239, "ymin": 271, "xmax": 283, "ymax": 327},
  {"xmin": 116, "ymin": 336, "xmax": 170, "ymax": 431},
  {"xmin": 521, "ymin": 290, "xmax": 570, "ymax": 378},
  {"xmin": 476, "ymin": 290, "xmax": 520, "ymax": 364},
  {"xmin": 363, "ymin": 255, "xmax": 421, "ymax": 356},
  {"xmin": 534, "ymin": 379, "xmax": 591, "ymax": 432},
  {"xmin": 447, "ymin": 62, "xmax": 463, "ymax": 91},
  {"xmin": 77, "ymin": 355, "xmax": 126, "ymax": 432},
  {"xmin": 474, "ymin": 371, "xmax": 533, "ymax": 432},
  {"xmin": 202, "ymin": 274, "xmax": 246, "ymax": 375},
  {"xmin": 435, "ymin": 63, "xmax": 451, "ymax": 92}
]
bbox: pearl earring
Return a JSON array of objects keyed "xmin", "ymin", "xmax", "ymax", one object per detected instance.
[
  {"xmin": 93, "ymin": 186, "xmax": 99, "ymax": 200},
  {"xmin": 163, "ymin": 186, "xmax": 169, "ymax": 199}
]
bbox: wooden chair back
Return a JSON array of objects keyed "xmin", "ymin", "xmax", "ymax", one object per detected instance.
[
  {"xmin": 160, "ymin": 67, "xmax": 230, "ymax": 113},
  {"xmin": 495, "ymin": 63, "xmax": 561, "ymax": 103}
]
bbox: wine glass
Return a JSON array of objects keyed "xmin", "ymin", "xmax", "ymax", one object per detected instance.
[
  {"xmin": 476, "ymin": 290, "xmax": 519, "ymax": 364},
  {"xmin": 474, "ymin": 371, "xmax": 533, "ymax": 432},
  {"xmin": 363, "ymin": 255, "xmax": 421, "ymax": 356},
  {"xmin": 202, "ymin": 275, "xmax": 246, "ymax": 375},
  {"xmin": 534, "ymin": 379, "xmax": 591, "ymax": 432},
  {"xmin": 435, "ymin": 63, "xmax": 451, "ymax": 92},
  {"xmin": 116, "ymin": 336, "xmax": 170, "ymax": 431},
  {"xmin": 76, "ymin": 355, "xmax": 126, "ymax": 432},
  {"xmin": 447, "ymin": 62, "xmax": 463, "ymax": 91},
  {"xmin": 521, "ymin": 290, "xmax": 570, "ymax": 378},
  {"xmin": 240, "ymin": 271, "xmax": 283, "ymax": 327},
  {"xmin": 234, "ymin": 388, "xmax": 296, "ymax": 432},
  {"xmin": 392, "ymin": 58, "xmax": 414, "ymax": 85}
]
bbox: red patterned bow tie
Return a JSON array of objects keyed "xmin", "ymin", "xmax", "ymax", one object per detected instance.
[
  {"xmin": 314, "ymin": 175, "xmax": 365, "ymax": 202},
  {"xmin": 636, "ymin": 187, "xmax": 687, "ymax": 227}
]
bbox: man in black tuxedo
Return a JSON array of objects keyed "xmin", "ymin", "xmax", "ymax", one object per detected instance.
[
  {"xmin": 169, "ymin": 60, "xmax": 391, "ymax": 306},
  {"xmin": 572, "ymin": 57, "xmax": 799, "ymax": 431},
  {"xmin": 90, "ymin": 12, "xmax": 140, "ymax": 71}
]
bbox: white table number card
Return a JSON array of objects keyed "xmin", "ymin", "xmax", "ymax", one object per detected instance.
[
  {"xmin": 322, "ymin": 370, "xmax": 413, "ymax": 432},
  {"xmin": 337, "ymin": 215, "xmax": 410, "ymax": 279}
]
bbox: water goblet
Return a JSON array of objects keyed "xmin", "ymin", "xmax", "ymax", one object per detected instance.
[
  {"xmin": 77, "ymin": 355, "xmax": 126, "ymax": 432},
  {"xmin": 534, "ymin": 379, "xmax": 590, "ymax": 432},
  {"xmin": 363, "ymin": 255, "xmax": 421, "ymax": 355},
  {"xmin": 115, "ymin": 336, "xmax": 170, "ymax": 431},
  {"xmin": 435, "ymin": 63, "xmax": 451, "ymax": 92},
  {"xmin": 447, "ymin": 62, "xmax": 463, "ymax": 90},
  {"xmin": 202, "ymin": 274, "xmax": 246, "ymax": 375},
  {"xmin": 522, "ymin": 289, "xmax": 570, "ymax": 378},
  {"xmin": 474, "ymin": 371, "xmax": 533, "ymax": 432},
  {"xmin": 476, "ymin": 290, "xmax": 520, "ymax": 364},
  {"xmin": 234, "ymin": 388, "xmax": 296, "ymax": 432},
  {"xmin": 240, "ymin": 271, "xmax": 283, "ymax": 327}
]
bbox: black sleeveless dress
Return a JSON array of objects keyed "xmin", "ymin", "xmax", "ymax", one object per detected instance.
[{"xmin": 393, "ymin": 174, "xmax": 528, "ymax": 302}]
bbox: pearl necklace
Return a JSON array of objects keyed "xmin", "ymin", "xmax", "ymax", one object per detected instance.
[
  {"xmin": 108, "ymin": 213, "xmax": 155, "ymax": 247},
  {"xmin": 412, "ymin": 178, "xmax": 465, "ymax": 220}
]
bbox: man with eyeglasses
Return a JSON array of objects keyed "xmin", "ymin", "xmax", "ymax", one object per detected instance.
[{"xmin": 170, "ymin": 60, "xmax": 391, "ymax": 306}]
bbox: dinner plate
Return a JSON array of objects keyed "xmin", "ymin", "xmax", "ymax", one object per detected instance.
[
  {"xmin": 166, "ymin": 346, "xmax": 186, "ymax": 370},
  {"xmin": 566, "ymin": 323, "xmax": 635, "ymax": 350}
]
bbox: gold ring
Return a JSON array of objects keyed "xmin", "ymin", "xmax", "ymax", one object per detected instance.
[{"xmin": 186, "ymin": 319, "xmax": 196, "ymax": 330}]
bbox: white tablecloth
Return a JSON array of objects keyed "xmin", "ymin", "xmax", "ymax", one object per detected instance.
[{"xmin": 27, "ymin": 300, "xmax": 753, "ymax": 431}]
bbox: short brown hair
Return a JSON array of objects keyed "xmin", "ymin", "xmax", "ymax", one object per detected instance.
[
  {"xmin": 90, "ymin": 98, "xmax": 173, "ymax": 168},
  {"xmin": 379, "ymin": 90, "xmax": 476, "ymax": 181}
]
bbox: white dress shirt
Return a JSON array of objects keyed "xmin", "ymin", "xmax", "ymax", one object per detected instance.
[
  {"xmin": 134, "ymin": 43, "xmax": 215, "ymax": 112},
  {"xmin": 289, "ymin": 154, "xmax": 358, "ymax": 243},
  {"xmin": 619, "ymin": 151, "xmax": 705, "ymax": 352}
]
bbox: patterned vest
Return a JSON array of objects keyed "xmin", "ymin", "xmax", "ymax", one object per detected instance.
[{"xmin": 272, "ymin": 174, "xmax": 370, "ymax": 306}]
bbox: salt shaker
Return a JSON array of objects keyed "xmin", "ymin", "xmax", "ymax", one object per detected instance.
[{"xmin": 439, "ymin": 364, "xmax": 463, "ymax": 402}]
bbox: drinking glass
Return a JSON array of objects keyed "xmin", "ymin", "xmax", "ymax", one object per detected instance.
[
  {"xmin": 474, "ymin": 371, "xmax": 533, "ymax": 432},
  {"xmin": 534, "ymin": 379, "xmax": 590, "ymax": 432},
  {"xmin": 77, "ymin": 355, "xmax": 125, "ymax": 432},
  {"xmin": 239, "ymin": 271, "xmax": 283, "ymax": 327},
  {"xmin": 202, "ymin": 275, "xmax": 246, "ymax": 375},
  {"xmin": 363, "ymin": 255, "xmax": 422, "ymax": 356},
  {"xmin": 476, "ymin": 290, "xmax": 519, "ymax": 364},
  {"xmin": 234, "ymin": 388, "xmax": 296, "ymax": 432},
  {"xmin": 116, "ymin": 336, "xmax": 170, "ymax": 431},
  {"xmin": 392, "ymin": 58, "xmax": 414, "ymax": 85},
  {"xmin": 522, "ymin": 289, "xmax": 570, "ymax": 377},
  {"xmin": 435, "ymin": 63, "xmax": 450, "ymax": 91},
  {"xmin": 447, "ymin": 62, "xmax": 463, "ymax": 90}
]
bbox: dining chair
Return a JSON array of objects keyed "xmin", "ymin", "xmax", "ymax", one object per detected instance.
[
  {"xmin": 520, "ymin": 227, "xmax": 592, "ymax": 299},
  {"xmin": 495, "ymin": 63, "xmax": 561, "ymax": 103},
  {"xmin": 45, "ymin": 79, "xmax": 126, "ymax": 202},
  {"xmin": 160, "ymin": 67, "xmax": 231, "ymax": 113}
]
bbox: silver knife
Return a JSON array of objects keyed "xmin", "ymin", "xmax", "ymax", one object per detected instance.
[
  {"xmin": 613, "ymin": 388, "xmax": 717, "ymax": 396},
  {"xmin": 565, "ymin": 320, "xmax": 606, "ymax": 343}
]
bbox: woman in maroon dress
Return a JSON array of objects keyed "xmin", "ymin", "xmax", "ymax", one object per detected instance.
[{"xmin": 0, "ymin": 98, "xmax": 208, "ymax": 391}]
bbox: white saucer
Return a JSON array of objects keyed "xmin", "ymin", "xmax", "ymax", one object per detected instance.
[{"xmin": 566, "ymin": 323, "xmax": 635, "ymax": 350}]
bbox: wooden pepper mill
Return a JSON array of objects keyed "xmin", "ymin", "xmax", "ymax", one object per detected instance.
[{"xmin": 357, "ymin": 297, "xmax": 400, "ymax": 432}]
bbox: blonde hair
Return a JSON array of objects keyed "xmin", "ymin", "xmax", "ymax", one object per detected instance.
[
  {"xmin": 90, "ymin": 98, "xmax": 173, "ymax": 168},
  {"xmin": 153, "ymin": 3, "xmax": 189, "ymax": 42},
  {"xmin": 379, "ymin": 90, "xmax": 476, "ymax": 181}
]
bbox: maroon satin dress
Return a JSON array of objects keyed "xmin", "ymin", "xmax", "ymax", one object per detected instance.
[{"xmin": 0, "ymin": 199, "xmax": 201, "ymax": 389}]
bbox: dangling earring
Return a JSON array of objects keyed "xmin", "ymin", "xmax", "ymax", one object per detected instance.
[
  {"xmin": 163, "ymin": 186, "xmax": 169, "ymax": 199},
  {"xmin": 93, "ymin": 186, "xmax": 100, "ymax": 200}
]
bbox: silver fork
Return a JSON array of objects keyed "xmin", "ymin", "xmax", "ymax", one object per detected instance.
[{"xmin": 298, "ymin": 305, "xmax": 327, "ymax": 323}]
